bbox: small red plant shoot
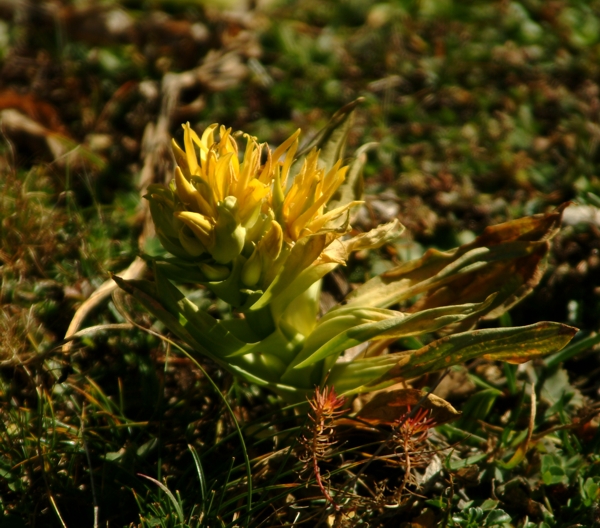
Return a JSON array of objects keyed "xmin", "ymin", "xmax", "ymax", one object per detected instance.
[
  {"xmin": 392, "ymin": 405, "xmax": 437, "ymax": 500},
  {"xmin": 301, "ymin": 386, "xmax": 347, "ymax": 511}
]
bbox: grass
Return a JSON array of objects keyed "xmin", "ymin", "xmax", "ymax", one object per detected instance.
[{"xmin": 2, "ymin": 0, "xmax": 600, "ymax": 526}]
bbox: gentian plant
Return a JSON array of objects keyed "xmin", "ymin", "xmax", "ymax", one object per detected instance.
[{"xmin": 115, "ymin": 102, "xmax": 577, "ymax": 403}]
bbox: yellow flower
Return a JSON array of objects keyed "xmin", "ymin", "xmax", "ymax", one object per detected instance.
[
  {"xmin": 278, "ymin": 150, "xmax": 350, "ymax": 243},
  {"xmin": 157, "ymin": 122, "xmax": 358, "ymax": 268},
  {"xmin": 171, "ymin": 123, "xmax": 277, "ymax": 263}
]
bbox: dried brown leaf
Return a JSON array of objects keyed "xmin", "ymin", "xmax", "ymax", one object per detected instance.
[{"xmin": 356, "ymin": 388, "xmax": 461, "ymax": 426}]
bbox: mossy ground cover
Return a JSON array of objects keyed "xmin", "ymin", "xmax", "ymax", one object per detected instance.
[{"xmin": 1, "ymin": 1, "xmax": 600, "ymax": 526}]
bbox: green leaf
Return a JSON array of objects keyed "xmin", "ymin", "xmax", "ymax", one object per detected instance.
[
  {"xmin": 149, "ymin": 256, "xmax": 209, "ymax": 282},
  {"xmin": 484, "ymin": 508, "xmax": 511, "ymax": 525},
  {"xmin": 153, "ymin": 254, "xmax": 253, "ymax": 308},
  {"xmin": 188, "ymin": 444, "xmax": 207, "ymax": 510},
  {"xmin": 112, "ymin": 273, "xmax": 284, "ymax": 386},
  {"xmin": 280, "ymin": 306, "xmax": 398, "ymax": 384},
  {"xmin": 138, "ymin": 475, "xmax": 185, "ymax": 523},
  {"xmin": 545, "ymin": 331, "xmax": 600, "ymax": 368},
  {"xmin": 225, "ymin": 326, "xmax": 303, "ymax": 364},
  {"xmin": 271, "ymin": 219, "xmax": 403, "ymax": 319},
  {"xmin": 383, "ymin": 322, "xmax": 577, "ymax": 381},
  {"xmin": 197, "ymin": 256, "xmax": 247, "ymax": 308},
  {"xmin": 154, "ymin": 266, "xmax": 247, "ymax": 358},
  {"xmin": 480, "ymin": 499, "xmax": 499, "ymax": 511},
  {"xmin": 291, "ymin": 297, "xmax": 496, "ymax": 371},
  {"xmin": 541, "ymin": 454, "xmax": 569, "ymax": 486},
  {"xmin": 454, "ymin": 388, "xmax": 502, "ymax": 433},
  {"xmin": 225, "ymin": 361, "xmax": 307, "ymax": 401},
  {"xmin": 328, "ymin": 322, "xmax": 577, "ymax": 395},
  {"xmin": 219, "ymin": 317, "xmax": 262, "ymax": 343},
  {"xmin": 178, "ymin": 298, "xmax": 246, "ymax": 355},
  {"xmin": 582, "ymin": 477, "xmax": 600, "ymax": 507},
  {"xmin": 112, "ymin": 274, "xmax": 220, "ymax": 364}
]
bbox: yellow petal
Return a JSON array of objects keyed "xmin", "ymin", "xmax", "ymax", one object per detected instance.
[
  {"xmin": 213, "ymin": 151, "xmax": 235, "ymax": 202},
  {"xmin": 182, "ymin": 122, "xmax": 199, "ymax": 175},
  {"xmin": 260, "ymin": 220, "xmax": 283, "ymax": 262},
  {"xmin": 205, "ymin": 150, "xmax": 219, "ymax": 201},
  {"xmin": 188, "ymin": 126, "xmax": 205, "ymax": 151},
  {"xmin": 306, "ymin": 200, "xmax": 362, "ymax": 235},
  {"xmin": 238, "ymin": 180, "xmax": 270, "ymax": 226},
  {"xmin": 258, "ymin": 144, "xmax": 273, "ymax": 184},
  {"xmin": 199, "ymin": 124, "xmax": 218, "ymax": 161},
  {"xmin": 236, "ymin": 135, "xmax": 260, "ymax": 195},
  {"xmin": 290, "ymin": 164, "xmax": 348, "ymax": 238},
  {"xmin": 271, "ymin": 129, "xmax": 301, "ymax": 165},
  {"xmin": 279, "ymin": 136, "xmax": 299, "ymax": 190},
  {"xmin": 172, "ymin": 139, "xmax": 189, "ymax": 174},
  {"xmin": 174, "ymin": 166, "xmax": 197, "ymax": 205},
  {"xmin": 176, "ymin": 211, "xmax": 214, "ymax": 248}
]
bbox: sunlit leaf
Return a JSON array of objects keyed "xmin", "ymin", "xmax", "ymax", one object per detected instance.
[
  {"xmin": 289, "ymin": 296, "xmax": 496, "ymax": 372},
  {"xmin": 328, "ymin": 322, "xmax": 577, "ymax": 394},
  {"xmin": 271, "ymin": 220, "xmax": 404, "ymax": 319}
]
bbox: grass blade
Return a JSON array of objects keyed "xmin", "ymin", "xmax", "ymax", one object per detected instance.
[
  {"xmin": 188, "ymin": 444, "xmax": 207, "ymax": 510},
  {"xmin": 138, "ymin": 474, "xmax": 185, "ymax": 524}
]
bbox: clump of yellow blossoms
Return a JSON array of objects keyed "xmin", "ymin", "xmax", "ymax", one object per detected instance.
[{"xmin": 146, "ymin": 123, "xmax": 360, "ymax": 298}]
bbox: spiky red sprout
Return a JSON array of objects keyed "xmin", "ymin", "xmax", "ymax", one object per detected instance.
[{"xmin": 302, "ymin": 386, "xmax": 347, "ymax": 511}]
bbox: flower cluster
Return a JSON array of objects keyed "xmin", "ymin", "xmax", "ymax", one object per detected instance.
[{"xmin": 146, "ymin": 123, "xmax": 358, "ymax": 294}]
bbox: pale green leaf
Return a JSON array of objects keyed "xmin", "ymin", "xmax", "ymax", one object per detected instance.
[
  {"xmin": 271, "ymin": 220, "xmax": 404, "ymax": 319},
  {"xmin": 289, "ymin": 296, "xmax": 496, "ymax": 372}
]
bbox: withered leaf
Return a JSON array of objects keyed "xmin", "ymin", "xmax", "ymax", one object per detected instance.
[
  {"xmin": 344, "ymin": 205, "xmax": 569, "ymax": 330},
  {"xmin": 356, "ymin": 388, "xmax": 461, "ymax": 426}
]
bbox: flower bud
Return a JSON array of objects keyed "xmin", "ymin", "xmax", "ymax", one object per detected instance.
[
  {"xmin": 261, "ymin": 220, "xmax": 283, "ymax": 262},
  {"xmin": 241, "ymin": 247, "xmax": 262, "ymax": 288},
  {"xmin": 199, "ymin": 262, "xmax": 231, "ymax": 281},
  {"xmin": 176, "ymin": 211, "xmax": 214, "ymax": 250},
  {"xmin": 211, "ymin": 196, "xmax": 246, "ymax": 264},
  {"xmin": 246, "ymin": 211, "xmax": 273, "ymax": 243},
  {"xmin": 146, "ymin": 186, "xmax": 190, "ymax": 258},
  {"xmin": 178, "ymin": 225, "xmax": 206, "ymax": 257}
]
